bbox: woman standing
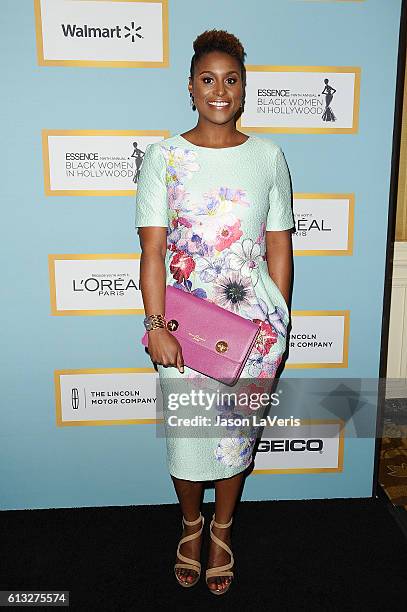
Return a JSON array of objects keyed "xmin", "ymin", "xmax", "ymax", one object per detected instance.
[
  {"xmin": 321, "ymin": 78, "xmax": 337, "ymax": 122},
  {"xmin": 135, "ymin": 30, "xmax": 294, "ymax": 595}
]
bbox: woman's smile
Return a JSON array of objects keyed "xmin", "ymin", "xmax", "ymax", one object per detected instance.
[{"xmin": 208, "ymin": 100, "xmax": 231, "ymax": 109}]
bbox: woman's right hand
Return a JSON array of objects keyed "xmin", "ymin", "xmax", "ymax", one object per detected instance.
[{"xmin": 146, "ymin": 328, "xmax": 184, "ymax": 373}]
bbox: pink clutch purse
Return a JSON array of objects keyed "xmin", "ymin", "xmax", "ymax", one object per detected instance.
[{"xmin": 141, "ymin": 285, "xmax": 261, "ymax": 386}]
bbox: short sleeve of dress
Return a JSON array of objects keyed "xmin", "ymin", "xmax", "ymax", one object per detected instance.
[
  {"xmin": 134, "ymin": 143, "xmax": 168, "ymax": 228},
  {"xmin": 266, "ymin": 147, "xmax": 295, "ymax": 231}
]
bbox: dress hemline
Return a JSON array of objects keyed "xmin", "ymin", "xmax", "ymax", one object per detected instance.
[{"xmin": 167, "ymin": 458, "xmax": 252, "ymax": 482}]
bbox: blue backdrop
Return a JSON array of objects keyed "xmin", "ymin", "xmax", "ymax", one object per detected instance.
[{"xmin": 0, "ymin": 0, "xmax": 402, "ymax": 510}]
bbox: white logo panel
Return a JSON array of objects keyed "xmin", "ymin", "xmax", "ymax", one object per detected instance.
[
  {"xmin": 240, "ymin": 67, "xmax": 360, "ymax": 132},
  {"xmin": 253, "ymin": 422, "xmax": 343, "ymax": 472},
  {"xmin": 35, "ymin": 0, "xmax": 168, "ymax": 66},
  {"xmin": 49, "ymin": 254, "xmax": 143, "ymax": 315},
  {"xmin": 287, "ymin": 313, "xmax": 349, "ymax": 367},
  {"xmin": 56, "ymin": 369, "xmax": 160, "ymax": 425},
  {"xmin": 43, "ymin": 131, "xmax": 168, "ymax": 195},
  {"xmin": 293, "ymin": 195, "xmax": 354, "ymax": 254}
]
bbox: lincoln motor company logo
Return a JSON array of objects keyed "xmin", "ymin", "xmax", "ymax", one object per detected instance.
[
  {"xmin": 71, "ymin": 388, "xmax": 79, "ymax": 410},
  {"xmin": 61, "ymin": 21, "xmax": 144, "ymax": 43}
]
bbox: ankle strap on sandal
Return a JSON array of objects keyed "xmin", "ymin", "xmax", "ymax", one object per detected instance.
[
  {"xmin": 182, "ymin": 512, "xmax": 203, "ymax": 526},
  {"xmin": 212, "ymin": 514, "xmax": 233, "ymax": 529}
]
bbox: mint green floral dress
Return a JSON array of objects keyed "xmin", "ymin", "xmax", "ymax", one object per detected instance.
[{"xmin": 135, "ymin": 133, "xmax": 294, "ymax": 481}]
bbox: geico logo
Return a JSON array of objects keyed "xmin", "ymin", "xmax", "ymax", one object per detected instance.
[
  {"xmin": 258, "ymin": 439, "xmax": 323, "ymax": 452},
  {"xmin": 66, "ymin": 153, "xmax": 99, "ymax": 161},
  {"xmin": 257, "ymin": 89, "xmax": 290, "ymax": 97}
]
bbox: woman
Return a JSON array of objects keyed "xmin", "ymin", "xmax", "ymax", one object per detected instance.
[
  {"xmin": 131, "ymin": 141, "xmax": 145, "ymax": 184},
  {"xmin": 135, "ymin": 30, "xmax": 294, "ymax": 595},
  {"xmin": 321, "ymin": 78, "xmax": 337, "ymax": 122}
]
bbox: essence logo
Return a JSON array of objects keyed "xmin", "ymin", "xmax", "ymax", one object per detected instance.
[
  {"xmin": 61, "ymin": 22, "xmax": 144, "ymax": 43},
  {"xmin": 258, "ymin": 439, "xmax": 324, "ymax": 453},
  {"xmin": 257, "ymin": 89, "xmax": 291, "ymax": 97},
  {"xmin": 71, "ymin": 388, "xmax": 79, "ymax": 410}
]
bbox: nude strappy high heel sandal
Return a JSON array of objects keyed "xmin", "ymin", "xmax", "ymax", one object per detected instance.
[
  {"xmin": 174, "ymin": 512, "xmax": 205, "ymax": 588},
  {"xmin": 205, "ymin": 513, "xmax": 234, "ymax": 595}
]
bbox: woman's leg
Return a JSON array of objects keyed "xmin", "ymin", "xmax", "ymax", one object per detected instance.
[
  {"xmin": 207, "ymin": 470, "xmax": 245, "ymax": 592},
  {"xmin": 172, "ymin": 475, "xmax": 204, "ymax": 585}
]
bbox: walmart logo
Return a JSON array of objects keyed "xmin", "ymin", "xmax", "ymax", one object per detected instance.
[
  {"xmin": 124, "ymin": 22, "xmax": 143, "ymax": 42},
  {"xmin": 61, "ymin": 22, "xmax": 144, "ymax": 43}
]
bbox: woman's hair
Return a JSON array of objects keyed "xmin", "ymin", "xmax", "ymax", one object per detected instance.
[{"xmin": 189, "ymin": 29, "xmax": 246, "ymax": 86}]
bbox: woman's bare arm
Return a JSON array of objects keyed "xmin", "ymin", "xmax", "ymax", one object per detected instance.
[
  {"xmin": 138, "ymin": 227, "xmax": 167, "ymax": 315},
  {"xmin": 138, "ymin": 227, "xmax": 184, "ymax": 372},
  {"xmin": 265, "ymin": 229, "xmax": 293, "ymax": 307}
]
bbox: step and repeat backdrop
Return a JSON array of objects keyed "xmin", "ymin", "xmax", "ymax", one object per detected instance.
[{"xmin": 1, "ymin": 0, "xmax": 402, "ymax": 509}]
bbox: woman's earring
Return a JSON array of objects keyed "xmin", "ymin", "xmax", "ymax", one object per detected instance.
[{"xmin": 190, "ymin": 94, "xmax": 196, "ymax": 111}]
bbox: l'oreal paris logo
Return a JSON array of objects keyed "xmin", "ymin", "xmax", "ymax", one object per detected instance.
[
  {"xmin": 295, "ymin": 218, "xmax": 333, "ymax": 233},
  {"xmin": 72, "ymin": 277, "xmax": 138, "ymax": 295}
]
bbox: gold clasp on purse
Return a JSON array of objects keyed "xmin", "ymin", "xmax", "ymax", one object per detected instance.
[
  {"xmin": 166, "ymin": 319, "xmax": 179, "ymax": 331},
  {"xmin": 215, "ymin": 340, "xmax": 228, "ymax": 353}
]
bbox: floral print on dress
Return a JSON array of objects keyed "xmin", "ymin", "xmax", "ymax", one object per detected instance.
[
  {"xmin": 228, "ymin": 238, "xmax": 263, "ymax": 285},
  {"xmin": 162, "ymin": 145, "xmax": 200, "ymax": 187},
  {"xmin": 160, "ymin": 143, "xmax": 287, "ymax": 430},
  {"xmin": 214, "ymin": 436, "xmax": 256, "ymax": 468},
  {"xmin": 212, "ymin": 270, "xmax": 256, "ymax": 315}
]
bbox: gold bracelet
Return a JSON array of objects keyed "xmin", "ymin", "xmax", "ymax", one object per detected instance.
[
  {"xmin": 149, "ymin": 320, "xmax": 166, "ymax": 331},
  {"xmin": 144, "ymin": 313, "xmax": 166, "ymax": 331}
]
